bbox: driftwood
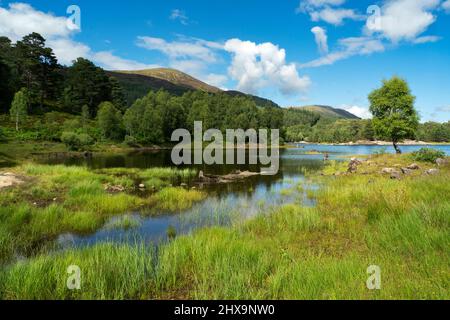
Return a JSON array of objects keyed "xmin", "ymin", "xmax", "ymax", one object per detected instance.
[{"xmin": 196, "ymin": 170, "xmax": 260, "ymax": 184}]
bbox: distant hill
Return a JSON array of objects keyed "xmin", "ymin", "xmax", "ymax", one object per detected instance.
[
  {"xmin": 117, "ymin": 68, "xmax": 221, "ymax": 93},
  {"xmin": 108, "ymin": 68, "xmax": 280, "ymax": 108},
  {"xmin": 290, "ymin": 105, "xmax": 360, "ymax": 119},
  {"xmin": 225, "ymin": 90, "xmax": 280, "ymax": 109}
]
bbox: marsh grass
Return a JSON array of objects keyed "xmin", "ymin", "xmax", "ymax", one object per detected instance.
[
  {"xmin": 1, "ymin": 155, "xmax": 449, "ymax": 299},
  {"xmin": 0, "ymin": 164, "xmax": 200, "ymax": 262},
  {"xmin": 149, "ymin": 187, "xmax": 207, "ymax": 212},
  {"xmin": 105, "ymin": 215, "xmax": 142, "ymax": 230},
  {"xmin": 0, "ymin": 243, "xmax": 154, "ymax": 300}
]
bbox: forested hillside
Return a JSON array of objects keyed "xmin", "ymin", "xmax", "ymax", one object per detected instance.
[{"xmin": 1, "ymin": 32, "xmax": 449, "ymax": 150}]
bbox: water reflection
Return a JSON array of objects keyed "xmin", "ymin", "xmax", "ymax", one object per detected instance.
[{"xmin": 47, "ymin": 144, "xmax": 449, "ymax": 249}]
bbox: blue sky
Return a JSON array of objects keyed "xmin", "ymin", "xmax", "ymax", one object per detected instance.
[{"xmin": 1, "ymin": 0, "xmax": 449, "ymax": 121}]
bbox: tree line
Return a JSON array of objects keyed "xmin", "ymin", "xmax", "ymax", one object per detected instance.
[{"xmin": 1, "ymin": 33, "xmax": 449, "ymax": 149}]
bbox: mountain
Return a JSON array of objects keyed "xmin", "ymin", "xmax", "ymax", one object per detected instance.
[
  {"xmin": 116, "ymin": 68, "xmax": 221, "ymax": 93},
  {"xmin": 108, "ymin": 68, "xmax": 280, "ymax": 108},
  {"xmin": 290, "ymin": 105, "xmax": 360, "ymax": 119},
  {"xmin": 224, "ymin": 90, "xmax": 280, "ymax": 109}
]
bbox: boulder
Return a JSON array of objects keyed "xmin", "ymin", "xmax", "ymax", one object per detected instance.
[
  {"xmin": 348, "ymin": 158, "xmax": 362, "ymax": 173},
  {"xmin": 139, "ymin": 184, "xmax": 145, "ymax": 189},
  {"xmin": 381, "ymin": 168, "xmax": 396, "ymax": 174},
  {"xmin": 436, "ymin": 158, "xmax": 448, "ymax": 166},
  {"xmin": 407, "ymin": 163, "xmax": 420, "ymax": 170},
  {"xmin": 0, "ymin": 172, "xmax": 23, "ymax": 189},
  {"xmin": 401, "ymin": 168, "xmax": 413, "ymax": 175},
  {"xmin": 390, "ymin": 172, "xmax": 401, "ymax": 180},
  {"xmin": 426, "ymin": 169, "xmax": 439, "ymax": 175}
]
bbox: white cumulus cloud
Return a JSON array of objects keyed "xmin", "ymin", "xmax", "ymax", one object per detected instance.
[
  {"xmin": 297, "ymin": 0, "xmax": 363, "ymax": 25},
  {"xmin": 0, "ymin": 3, "xmax": 153, "ymax": 70},
  {"xmin": 301, "ymin": 36, "xmax": 384, "ymax": 68},
  {"xmin": 310, "ymin": 7, "xmax": 364, "ymax": 25},
  {"xmin": 136, "ymin": 36, "xmax": 221, "ymax": 63},
  {"xmin": 365, "ymin": 0, "xmax": 441, "ymax": 43},
  {"xmin": 340, "ymin": 105, "xmax": 372, "ymax": 119},
  {"xmin": 311, "ymin": 26, "xmax": 328, "ymax": 54},
  {"xmin": 224, "ymin": 39, "xmax": 311, "ymax": 96},
  {"xmin": 442, "ymin": 0, "xmax": 450, "ymax": 12}
]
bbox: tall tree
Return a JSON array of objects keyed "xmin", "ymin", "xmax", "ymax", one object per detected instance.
[
  {"xmin": 97, "ymin": 101, "xmax": 124, "ymax": 141},
  {"xmin": 0, "ymin": 37, "xmax": 19, "ymax": 112},
  {"xmin": 15, "ymin": 33, "xmax": 61, "ymax": 110},
  {"xmin": 62, "ymin": 58, "xmax": 112, "ymax": 115},
  {"xmin": 369, "ymin": 77, "xmax": 419, "ymax": 154},
  {"xmin": 109, "ymin": 76, "xmax": 127, "ymax": 112},
  {"xmin": 10, "ymin": 88, "xmax": 28, "ymax": 131}
]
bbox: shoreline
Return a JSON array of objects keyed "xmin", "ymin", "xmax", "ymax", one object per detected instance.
[{"xmin": 292, "ymin": 140, "xmax": 450, "ymax": 146}]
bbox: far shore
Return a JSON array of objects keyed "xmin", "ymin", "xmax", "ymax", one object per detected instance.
[{"xmin": 292, "ymin": 140, "xmax": 450, "ymax": 146}]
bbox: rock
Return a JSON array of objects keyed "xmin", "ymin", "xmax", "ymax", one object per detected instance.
[
  {"xmin": 436, "ymin": 158, "xmax": 448, "ymax": 166},
  {"xmin": 381, "ymin": 168, "xmax": 396, "ymax": 174},
  {"xmin": 426, "ymin": 169, "xmax": 439, "ymax": 175},
  {"xmin": 390, "ymin": 172, "xmax": 401, "ymax": 180},
  {"xmin": 407, "ymin": 163, "xmax": 420, "ymax": 170},
  {"xmin": 139, "ymin": 184, "xmax": 145, "ymax": 189},
  {"xmin": 348, "ymin": 158, "xmax": 362, "ymax": 173},
  {"xmin": 0, "ymin": 172, "xmax": 23, "ymax": 189},
  {"xmin": 180, "ymin": 183, "xmax": 187, "ymax": 187},
  {"xmin": 105, "ymin": 184, "xmax": 125, "ymax": 193},
  {"xmin": 401, "ymin": 168, "xmax": 413, "ymax": 175}
]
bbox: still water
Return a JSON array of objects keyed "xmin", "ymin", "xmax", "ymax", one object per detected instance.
[{"xmin": 45, "ymin": 144, "xmax": 449, "ymax": 249}]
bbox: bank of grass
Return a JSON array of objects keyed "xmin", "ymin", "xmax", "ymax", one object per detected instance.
[
  {"xmin": 0, "ymin": 243, "xmax": 154, "ymax": 300},
  {"xmin": 149, "ymin": 187, "xmax": 207, "ymax": 212},
  {"xmin": 0, "ymin": 163, "xmax": 199, "ymax": 262},
  {"xmin": 1, "ymin": 154, "xmax": 449, "ymax": 299}
]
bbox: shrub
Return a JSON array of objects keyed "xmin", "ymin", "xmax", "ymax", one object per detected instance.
[
  {"xmin": 124, "ymin": 135, "xmax": 140, "ymax": 148},
  {"xmin": 61, "ymin": 131, "xmax": 94, "ymax": 151},
  {"xmin": 411, "ymin": 148, "xmax": 446, "ymax": 163},
  {"xmin": 0, "ymin": 127, "xmax": 6, "ymax": 141}
]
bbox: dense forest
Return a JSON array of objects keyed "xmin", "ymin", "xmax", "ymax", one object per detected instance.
[{"xmin": 1, "ymin": 32, "xmax": 449, "ymax": 150}]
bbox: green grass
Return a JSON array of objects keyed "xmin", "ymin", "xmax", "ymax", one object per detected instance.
[
  {"xmin": 149, "ymin": 187, "xmax": 207, "ymax": 212},
  {"xmin": 0, "ymin": 243, "xmax": 154, "ymax": 300},
  {"xmin": 0, "ymin": 163, "xmax": 201, "ymax": 263},
  {"xmin": 0, "ymin": 155, "xmax": 448, "ymax": 299}
]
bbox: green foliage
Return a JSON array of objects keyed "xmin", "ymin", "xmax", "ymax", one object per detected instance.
[
  {"xmin": 411, "ymin": 148, "xmax": 446, "ymax": 163},
  {"xmin": 61, "ymin": 131, "xmax": 94, "ymax": 151},
  {"xmin": 62, "ymin": 58, "xmax": 112, "ymax": 115},
  {"xmin": 109, "ymin": 76, "xmax": 127, "ymax": 112},
  {"xmin": 9, "ymin": 88, "xmax": 28, "ymax": 131},
  {"xmin": 417, "ymin": 122, "xmax": 450, "ymax": 142},
  {"xmin": 11, "ymin": 33, "xmax": 62, "ymax": 111},
  {"xmin": 369, "ymin": 77, "xmax": 419, "ymax": 153},
  {"xmin": 97, "ymin": 101, "xmax": 124, "ymax": 141}
]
